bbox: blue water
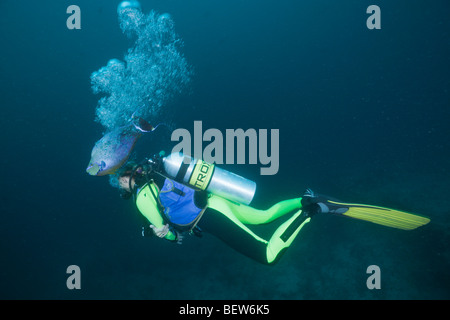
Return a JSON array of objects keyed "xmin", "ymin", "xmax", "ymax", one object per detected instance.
[{"xmin": 0, "ymin": 0, "xmax": 449, "ymax": 299}]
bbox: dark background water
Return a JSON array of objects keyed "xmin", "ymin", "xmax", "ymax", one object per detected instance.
[{"xmin": 0, "ymin": 0, "xmax": 449, "ymax": 299}]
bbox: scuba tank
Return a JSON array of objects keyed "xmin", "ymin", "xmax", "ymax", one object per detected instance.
[{"xmin": 162, "ymin": 152, "xmax": 257, "ymax": 205}]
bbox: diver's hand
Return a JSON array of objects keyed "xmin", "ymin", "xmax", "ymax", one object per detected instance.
[{"xmin": 150, "ymin": 224, "xmax": 170, "ymax": 238}]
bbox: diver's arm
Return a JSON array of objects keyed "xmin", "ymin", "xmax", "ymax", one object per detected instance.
[
  {"xmin": 150, "ymin": 224, "xmax": 170, "ymax": 238},
  {"xmin": 150, "ymin": 224, "xmax": 182, "ymax": 244},
  {"xmin": 137, "ymin": 200, "xmax": 178, "ymax": 242},
  {"xmin": 136, "ymin": 183, "xmax": 179, "ymax": 242},
  {"xmin": 144, "ymin": 219, "xmax": 178, "ymax": 242},
  {"xmin": 147, "ymin": 224, "xmax": 183, "ymax": 244}
]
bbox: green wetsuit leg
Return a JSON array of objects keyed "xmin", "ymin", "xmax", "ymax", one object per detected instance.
[
  {"xmin": 225, "ymin": 198, "xmax": 303, "ymax": 225},
  {"xmin": 199, "ymin": 195, "xmax": 311, "ymax": 265}
]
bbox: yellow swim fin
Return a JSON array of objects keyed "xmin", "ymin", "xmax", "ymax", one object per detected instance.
[{"xmin": 327, "ymin": 200, "xmax": 430, "ymax": 230}]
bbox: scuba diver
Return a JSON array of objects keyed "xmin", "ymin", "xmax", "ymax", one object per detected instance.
[{"xmin": 113, "ymin": 152, "xmax": 430, "ymax": 265}]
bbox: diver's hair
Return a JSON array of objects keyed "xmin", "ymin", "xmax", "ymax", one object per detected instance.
[
  {"xmin": 109, "ymin": 175, "xmax": 121, "ymax": 189},
  {"xmin": 109, "ymin": 161, "xmax": 137, "ymax": 190}
]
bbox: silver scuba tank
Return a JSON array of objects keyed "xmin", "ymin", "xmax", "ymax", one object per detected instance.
[{"xmin": 162, "ymin": 152, "xmax": 257, "ymax": 205}]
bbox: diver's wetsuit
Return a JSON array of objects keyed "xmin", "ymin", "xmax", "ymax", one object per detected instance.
[
  {"xmin": 131, "ymin": 171, "xmax": 310, "ymax": 265},
  {"xmin": 127, "ymin": 153, "xmax": 430, "ymax": 265},
  {"xmin": 197, "ymin": 196, "xmax": 308, "ymax": 265}
]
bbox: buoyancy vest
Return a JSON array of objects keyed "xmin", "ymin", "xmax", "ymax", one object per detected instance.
[
  {"xmin": 158, "ymin": 179, "xmax": 205, "ymax": 231},
  {"xmin": 136, "ymin": 178, "xmax": 205, "ymax": 233}
]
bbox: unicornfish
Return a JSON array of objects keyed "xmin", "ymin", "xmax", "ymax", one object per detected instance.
[{"xmin": 86, "ymin": 116, "xmax": 157, "ymax": 176}]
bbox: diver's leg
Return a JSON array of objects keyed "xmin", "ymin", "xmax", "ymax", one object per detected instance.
[
  {"xmin": 198, "ymin": 208, "xmax": 270, "ymax": 264},
  {"xmin": 200, "ymin": 195, "xmax": 311, "ymax": 265},
  {"xmin": 209, "ymin": 195, "xmax": 302, "ymax": 225},
  {"xmin": 265, "ymin": 210, "xmax": 310, "ymax": 264}
]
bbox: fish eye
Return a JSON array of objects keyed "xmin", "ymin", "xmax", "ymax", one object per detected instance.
[{"xmin": 100, "ymin": 161, "xmax": 106, "ymax": 169}]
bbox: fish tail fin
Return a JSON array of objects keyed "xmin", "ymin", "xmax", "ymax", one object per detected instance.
[
  {"xmin": 152, "ymin": 122, "xmax": 169, "ymax": 131},
  {"xmin": 131, "ymin": 107, "xmax": 170, "ymax": 133},
  {"xmin": 131, "ymin": 110, "xmax": 154, "ymax": 132},
  {"xmin": 133, "ymin": 117, "xmax": 154, "ymax": 132}
]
